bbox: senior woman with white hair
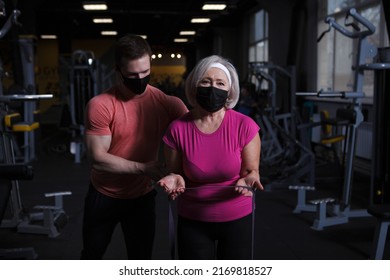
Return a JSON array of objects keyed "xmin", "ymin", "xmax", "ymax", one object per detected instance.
[{"xmin": 158, "ymin": 55, "xmax": 263, "ymax": 259}]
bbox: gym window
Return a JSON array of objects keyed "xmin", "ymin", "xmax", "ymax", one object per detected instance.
[{"xmin": 248, "ymin": 9, "xmax": 269, "ymax": 63}]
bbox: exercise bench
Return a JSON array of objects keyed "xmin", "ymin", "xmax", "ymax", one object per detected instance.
[
  {"xmin": 289, "ymin": 185, "xmax": 316, "ymax": 213},
  {"xmin": 17, "ymin": 191, "xmax": 72, "ymax": 238}
]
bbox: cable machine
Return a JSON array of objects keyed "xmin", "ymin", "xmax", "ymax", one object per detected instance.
[
  {"xmin": 296, "ymin": 8, "xmax": 388, "ymax": 230},
  {"xmin": 68, "ymin": 50, "xmax": 98, "ymax": 163},
  {"xmin": 367, "ymin": 47, "xmax": 390, "ymax": 204},
  {"xmin": 246, "ymin": 62, "xmax": 315, "ymax": 191}
]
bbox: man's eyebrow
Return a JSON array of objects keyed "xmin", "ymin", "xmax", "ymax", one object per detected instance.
[{"xmin": 126, "ymin": 69, "xmax": 150, "ymax": 75}]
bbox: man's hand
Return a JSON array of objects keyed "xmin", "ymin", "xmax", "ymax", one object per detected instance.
[{"xmin": 140, "ymin": 161, "xmax": 167, "ymax": 181}]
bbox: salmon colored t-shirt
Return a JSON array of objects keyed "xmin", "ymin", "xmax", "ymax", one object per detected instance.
[{"xmin": 85, "ymin": 84, "xmax": 188, "ymax": 199}]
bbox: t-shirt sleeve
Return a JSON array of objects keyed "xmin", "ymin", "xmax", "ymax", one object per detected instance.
[
  {"xmin": 85, "ymin": 96, "xmax": 112, "ymax": 135},
  {"xmin": 162, "ymin": 121, "xmax": 180, "ymax": 151},
  {"xmin": 166, "ymin": 95, "xmax": 188, "ymax": 121},
  {"xmin": 239, "ymin": 114, "xmax": 260, "ymax": 148}
]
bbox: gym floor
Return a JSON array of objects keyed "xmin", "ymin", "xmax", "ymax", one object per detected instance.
[{"xmin": 0, "ymin": 130, "xmax": 388, "ymax": 260}]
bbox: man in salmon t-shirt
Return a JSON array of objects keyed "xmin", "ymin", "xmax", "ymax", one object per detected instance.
[{"xmin": 81, "ymin": 34, "xmax": 188, "ymax": 260}]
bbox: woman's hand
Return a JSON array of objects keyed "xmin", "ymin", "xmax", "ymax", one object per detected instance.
[
  {"xmin": 235, "ymin": 175, "xmax": 264, "ymax": 197},
  {"xmin": 157, "ymin": 173, "xmax": 185, "ymax": 200}
]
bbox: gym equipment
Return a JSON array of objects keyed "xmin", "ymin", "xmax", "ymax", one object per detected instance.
[
  {"xmin": 288, "ymin": 185, "xmax": 316, "ymax": 213},
  {"xmin": 367, "ymin": 47, "xmax": 390, "ymax": 204},
  {"xmin": 296, "ymin": 8, "xmax": 384, "ymax": 230},
  {"xmin": 17, "ymin": 191, "xmax": 72, "ymax": 238},
  {"xmin": 317, "ymin": 109, "xmax": 348, "ymax": 168},
  {"xmin": 362, "ymin": 37, "xmax": 390, "ymax": 261},
  {"xmin": 1, "ymin": 94, "xmax": 72, "ymax": 238},
  {"xmin": 0, "ymin": 7, "xmax": 20, "ymax": 40},
  {"xmin": 0, "ymin": 163, "xmax": 33, "ymax": 180},
  {"xmin": 246, "ymin": 62, "xmax": 315, "ymax": 191},
  {"xmin": 0, "ymin": 16, "xmax": 37, "ymax": 254},
  {"xmin": 367, "ymin": 204, "xmax": 390, "ymax": 259},
  {"xmin": 0, "ymin": 94, "xmax": 50, "ymax": 163},
  {"xmin": 0, "ymin": 163, "xmax": 37, "ymax": 259},
  {"xmin": 307, "ymin": 107, "xmax": 354, "ymax": 186},
  {"xmin": 68, "ymin": 50, "xmax": 98, "ymax": 163},
  {"xmin": 0, "ymin": 10, "xmax": 44, "ymax": 163},
  {"xmin": 11, "ymin": 36, "xmax": 42, "ymax": 163}
]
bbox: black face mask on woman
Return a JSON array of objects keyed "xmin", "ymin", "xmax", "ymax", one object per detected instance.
[
  {"xmin": 122, "ymin": 74, "xmax": 150, "ymax": 95},
  {"xmin": 196, "ymin": 86, "xmax": 228, "ymax": 112}
]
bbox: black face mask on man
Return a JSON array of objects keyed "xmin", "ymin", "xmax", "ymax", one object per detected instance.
[
  {"xmin": 196, "ymin": 86, "xmax": 228, "ymax": 112},
  {"xmin": 122, "ymin": 74, "xmax": 150, "ymax": 95}
]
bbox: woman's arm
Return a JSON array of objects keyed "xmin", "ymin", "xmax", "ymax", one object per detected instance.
[{"xmin": 235, "ymin": 133, "xmax": 264, "ymax": 195}]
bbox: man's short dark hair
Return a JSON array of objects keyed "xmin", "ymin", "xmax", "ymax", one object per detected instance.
[{"xmin": 115, "ymin": 34, "xmax": 152, "ymax": 68}]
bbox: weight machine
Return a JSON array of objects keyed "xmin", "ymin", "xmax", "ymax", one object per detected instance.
[
  {"xmin": 363, "ymin": 40, "xmax": 390, "ymax": 260},
  {"xmin": 0, "ymin": 7, "xmax": 43, "ymax": 163},
  {"xmin": 246, "ymin": 62, "xmax": 315, "ymax": 191},
  {"xmin": 296, "ymin": 8, "xmax": 387, "ymax": 230},
  {"xmin": 1, "ymin": 94, "xmax": 72, "ymax": 238},
  {"xmin": 0, "ymin": 4, "xmax": 72, "ymax": 239},
  {"xmin": 68, "ymin": 50, "xmax": 98, "ymax": 163}
]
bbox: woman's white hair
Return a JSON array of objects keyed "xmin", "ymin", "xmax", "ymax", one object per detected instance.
[{"xmin": 185, "ymin": 55, "xmax": 240, "ymax": 109}]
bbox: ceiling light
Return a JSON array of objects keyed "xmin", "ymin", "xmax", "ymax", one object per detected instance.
[
  {"xmin": 40, "ymin": 34, "xmax": 57, "ymax": 39},
  {"xmin": 93, "ymin": 18, "xmax": 113, "ymax": 23},
  {"xmin": 174, "ymin": 38, "xmax": 188, "ymax": 43},
  {"xmin": 101, "ymin": 30, "xmax": 117, "ymax": 36},
  {"xmin": 137, "ymin": 35, "xmax": 148, "ymax": 39},
  {"xmin": 191, "ymin": 18, "xmax": 211, "ymax": 23},
  {"xmin": 170, "ymin": 53, "xmax": 183, "ymax": 59},
  {"xmin": 83, "ymin": 2, "xmax": 107, "ymax": 11},
  {"xmin": 202, "ymin": 3, "xmax": 227, "ymax": 10},
  {"xmin": 179, "ymin": 31, "xmax": 196, "ymax": 35}
]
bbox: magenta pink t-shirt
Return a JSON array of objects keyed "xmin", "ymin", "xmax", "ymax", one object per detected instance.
[{"xmin": 163, "ymin": 109, "xmax": 260, "ymax": 222}]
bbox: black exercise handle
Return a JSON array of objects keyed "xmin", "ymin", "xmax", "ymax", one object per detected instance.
[
  {"xmin": 323, "ymin": 8, "xmax": 375, "ymax": 39},
  {"xmin": 348, "ymin": 8, "xmax": 376, "ymax": 35}
]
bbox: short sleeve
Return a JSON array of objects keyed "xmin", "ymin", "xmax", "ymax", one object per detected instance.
[
  {"xmin": 162, "ymin": 121, "xmax": 180, "ymax": 151},
  {"xmin": 238, "ymin": 113, "xmax": 260, "ymax": 148},
  {"xmin": 85, "ymin": 95, "xmax": 113, "ymax": 135}
]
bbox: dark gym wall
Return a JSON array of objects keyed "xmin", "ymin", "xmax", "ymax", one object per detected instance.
[
  {"xmin": 257, "ymin": 0, "xmax": 318, "ymax": 92},
  {"xmin": 191, "ymin": 0, "xmax": 318, "ymax": 92}
]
